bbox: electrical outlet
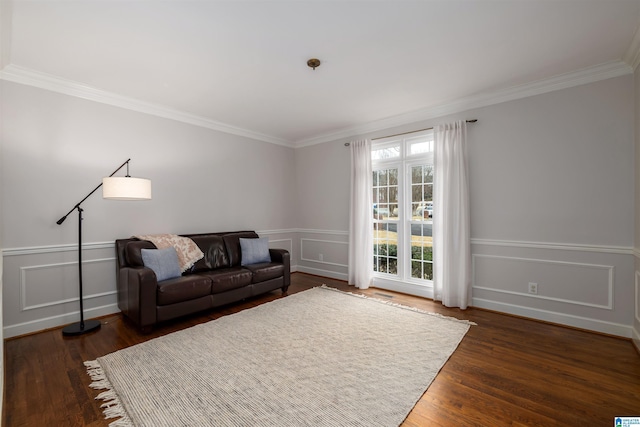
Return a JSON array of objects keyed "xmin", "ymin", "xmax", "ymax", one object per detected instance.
[
  {"xmin": 319, "ymin": 253, "xmax": 324, "ymax": 262},
  {"xmin": 528, "ymin": 282, "xmax": 538, "ymax": 295}
]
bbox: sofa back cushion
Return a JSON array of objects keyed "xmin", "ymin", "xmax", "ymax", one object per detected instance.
[
  {"xmin": 120, "ymin": 231, "xmax": 259, "ymax": 270},
  {"xmin": 222, "ymin": 231, "xmax": 259, "ymax": 267},
  {"xmin": 190, "ymin": 235, "xmax": 230, "ymax": 271},
  {"xmin": 126, "ymin": 240, "xmax": 157, "ymax": 267}
]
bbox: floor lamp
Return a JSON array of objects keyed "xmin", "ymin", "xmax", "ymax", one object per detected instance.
[{"xmin": 56, "ymin": 158, "xmax": 151, "ymax": 336}]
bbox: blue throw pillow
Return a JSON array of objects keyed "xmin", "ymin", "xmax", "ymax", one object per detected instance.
[
  {"xmin": 141, "ymin": 247, "xmax": 182, "ymax": 281},
  {"xmin": 240, "ymin": 237, "xmax": 271, "ymax": 266}
]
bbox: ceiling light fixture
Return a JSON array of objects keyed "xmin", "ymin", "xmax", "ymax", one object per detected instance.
[{"xmin": 307, "ymin": 58, "xmax": 321, "ymax": 70}]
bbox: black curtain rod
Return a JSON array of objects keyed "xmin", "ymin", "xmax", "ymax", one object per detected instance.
[{"xmin": 371, "ymin": 119, "xmax": 477, "ymax": 141}]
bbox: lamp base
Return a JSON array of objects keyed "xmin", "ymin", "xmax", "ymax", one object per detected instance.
[{"xmin": 62, "ymin": 319, "xmax": 101, "ymax": 336}]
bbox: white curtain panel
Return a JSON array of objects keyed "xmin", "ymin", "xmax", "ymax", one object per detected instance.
[
  {"xmin": 348, "ymin": 139, "xmax": 373, "ymax": 289},
  {"xmin": 433, "ymin": 121, "xmax": 471, "ymax": 309}
]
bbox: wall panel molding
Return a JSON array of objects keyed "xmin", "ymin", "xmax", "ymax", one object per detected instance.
[
  {"xmin": 300, "ymin": 238, "xmax": 348, "ymax": 268},
  {"xmin": 20, "ymin": 257, "xmax": 116, "ymax": 311},
  {"xmin": 3, "ymin": 303, "xmax": 119, "ymax": 339},
  {"xmin": 473, "ymin": 254, "xmax": 614, "ymax": 310}
]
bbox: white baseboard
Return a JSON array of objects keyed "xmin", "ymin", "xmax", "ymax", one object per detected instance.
[
  {"xmin": 3, "ymin": 303, "xmax": 120, "ymax": 339},
  {"xmin": 294, "ymin": 265, "xmax": 348, "ymax": 281},
  {"xmin": 473, "ymin": 298, "xmax": 632, "ymax": 338},
  {"xmin": 632, "ymin": 325, "xmax": 640, "ymax": 352}
]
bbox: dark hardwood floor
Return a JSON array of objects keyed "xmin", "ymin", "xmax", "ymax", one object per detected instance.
[{"xmin": 4, "ymin": 273, "xmax": 640, "ymax": 426}]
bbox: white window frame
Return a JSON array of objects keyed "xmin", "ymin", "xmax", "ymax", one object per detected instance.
[{"xmin": 371, "ymin": 130, "xmax": 435, "ymax": 298}]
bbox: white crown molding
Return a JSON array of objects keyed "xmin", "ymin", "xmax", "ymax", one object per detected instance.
[
  {"xmin": 294, "ymin": 60, "xmax": 633, "ymax": 147},
  {"xmin": 0, "ymin": 64, "xmax": 293, "ymax": 147},
  {"xmin": 0, "ymin": 60, "xmax": 633, "ymax": 150}
]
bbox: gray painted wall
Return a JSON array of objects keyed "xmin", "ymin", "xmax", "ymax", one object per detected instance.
[
  {"xmin": 2, "ymin": 73, "xmax": 639, "ymax": 340},
  {"xmin": 1, "ymin": 80, "xmax": 298, "ymax": 337},
  {"xmin": 296, "ymin": 75, "xmax": 637, "ymax": 337}
]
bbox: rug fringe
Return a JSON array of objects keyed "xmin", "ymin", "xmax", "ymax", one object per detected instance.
[
  {"xmin": 318, "ymin": 284, "xmax": 477, "ymax": 326},
  {"xmin": 84, "ymin": 360, "xmax": 134, "ymax": 427}
]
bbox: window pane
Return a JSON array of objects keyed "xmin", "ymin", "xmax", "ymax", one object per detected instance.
[
  {"xmin": 389, "ymin": 258, "xmax": 398, "ymax": 274},
  {"xmin": 423, "ymin": 184, "xmax": 433, "ymax": 202},
  {"xmin": 410, "ymin": 140, "xmax": 433, "ymax": 155},
  {"xmin": 424, "ymin": 165, "xmax": 433, "ymax": 184},
  {"xmin": 423, "ymin": 262, "xmax": 433, "ymax": 280},
  {"xmin": 379, "ymin": 170, "xmax": 388, "ymax": 186},
  {"xmin": 411, "ymin": 260, "xmax": 422, "ymax": 279},
  {"xmin": 411, "ymin": 183, "xmax": 423, "ymax": 203},
  {"xmin": 372, "ymin": 145, "xmax": 400, "ymax": 160},
  {"xmin": 373, "ymin": 216, "xmax": 398, "ymax": 278},
  {"xmin": 410, "ymin": 222, "xmax": 433, "ymax": 280},
  {"xmin": 389, "ymin": 186, "xmax": 398, "ymax": 203},
  {"xmin": 389, "ymin": 168, "xmax": 398, "ymax": 185},
  {"xmin": 411, "ymin": 166, "xmax": 423, "ymax": 184}
]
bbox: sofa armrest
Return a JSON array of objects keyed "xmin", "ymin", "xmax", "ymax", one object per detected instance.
[
  {"xmin": 269, "ymin": 249, "xmax": 290, "ymax": 289},
  {"xmin": 117, "ymin": 266, "xmax": 159, "ymax": 329}
]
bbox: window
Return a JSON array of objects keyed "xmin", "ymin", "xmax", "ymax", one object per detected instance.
[{"xmin": 372, "ymin": 130, "xmax": 434, "ymax": 286}]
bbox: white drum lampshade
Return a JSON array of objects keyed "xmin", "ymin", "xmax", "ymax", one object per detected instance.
[{"xmin": 102, "ymin": 176, "xmax": 152, "ymax": 200}]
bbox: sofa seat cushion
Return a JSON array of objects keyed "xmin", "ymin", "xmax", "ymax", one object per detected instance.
[
  {"xmin": 157, "ymin": 275, "xmax": 212, "ymax": 306},
  {"xmin": 197, "ymin": 267, "xmax": 253, "ymax": 294},
  {"xmin": 244, "ymin": 263, "xmax": 284, "ymax": 284}
]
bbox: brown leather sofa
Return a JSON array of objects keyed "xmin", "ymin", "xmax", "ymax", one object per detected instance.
[{"xmin": 115, "ymin": 231, "xmax": 290, "ymax": 332}]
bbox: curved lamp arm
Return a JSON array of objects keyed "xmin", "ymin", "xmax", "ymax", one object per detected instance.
[{"xmin": 56, "ymin": 158, "xmax": 150, "ymax": 225}]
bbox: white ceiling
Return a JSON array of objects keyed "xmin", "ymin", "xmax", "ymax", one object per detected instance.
[{"xmin": 1, "ymin": 1, "xmax": 640, "ymax": 147}]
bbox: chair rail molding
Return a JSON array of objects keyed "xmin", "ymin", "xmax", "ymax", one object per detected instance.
[{"xmin": 472, "ymin": 238, "xmax": 633, "ymax": 255}]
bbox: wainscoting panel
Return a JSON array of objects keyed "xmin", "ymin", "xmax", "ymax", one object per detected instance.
[
  {"xmin": 20, "ymin": 258, "xmax": 115, "ymax": 311},
  {"xmin": 296, "ymin": 230, "xmax": 349, "ymax": 280},
  {"xmin": 3, "ymin": 243, "xmax": 119, "ymax": 338},
  {"xmin": 267, "ymin": 238, "xmax": 293, "ymax": 254},
  {"xmin": 472, "ymin": 240, "xmax": 634, "ymax": 337},
  {"xmin": 300, "ymin": 238, "xmax": 348, "ymax": 267},
  {"xmin": 473, "ymin": 254, "xmax": 613, "ymax": 309},
  {"xmin": 3, "ymin": 230, "xmax": 302, "ymax": 338}
]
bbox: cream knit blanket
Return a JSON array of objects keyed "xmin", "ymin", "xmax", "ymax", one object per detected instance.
[{"xmin": 134, "ymin": 234, "xmax": 204, "ymax": 272}]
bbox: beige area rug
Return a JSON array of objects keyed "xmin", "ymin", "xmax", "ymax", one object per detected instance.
[{"xmin": 85, "ymin": 286, "xmax": 473, "ymax": 427}]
